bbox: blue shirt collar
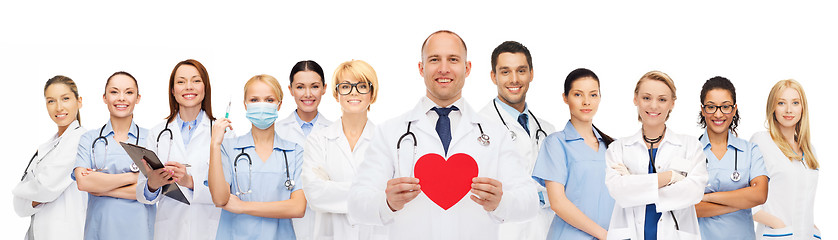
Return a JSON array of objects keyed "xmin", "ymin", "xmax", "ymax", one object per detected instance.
[
  {"xmin": 103, "ymin": 119, "xmax": 139, "ymax": 139},
  {"xmin": 699, "ymin": 129, "xmax": 745, "ymax": 152},
  {"xmin": 562, "ymin": 120, "xmax": 603, "ymax": 141},
  {"xmin": 294, "ymin": 110, "xmax": 319, "ymax": 127},
  {"xmin": 176, "ymin": 110, "xmax": 203, "ymax": 130},
  {"xmin": 494, "ymin": 97, "xmax": 528, "ymax": 118}
]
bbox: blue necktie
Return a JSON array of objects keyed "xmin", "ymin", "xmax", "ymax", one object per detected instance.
[
  {"xmin": 432, "ymin": 106, "xmax": 459, "ymax": 155},
  {"xmin": 517, "ymin": 113, "xmax": 530, "ymax": 136}
]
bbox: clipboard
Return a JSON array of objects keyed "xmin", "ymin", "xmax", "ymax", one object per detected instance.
[{"xmin": 119, "ymin": 142, "xmax": 190, "ymax": 205}]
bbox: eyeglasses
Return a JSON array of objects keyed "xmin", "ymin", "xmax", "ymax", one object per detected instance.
[
  {"xmin": 336, "ymin": 82, "xmax": 373, "ymax": 95},
  {"xmin": 702, "ymin": 104, "xmax": 735, "ymax": 114}
]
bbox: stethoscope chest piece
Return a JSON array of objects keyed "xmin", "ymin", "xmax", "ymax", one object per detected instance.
[
  {"xmin": 509, "ymin": 131, "xmax": 517, "ymax": 141},
  {"xmin": 478, "ymin": 133, "xmax": 490, "ymax": 146},
  {"xmin": 731, "ymin": 171, "xmax": 741, "ymax": 182},
  {"xmin": 285, "ymin": 179, "xmax": 295, "ymax": 190},
  {"xmin": 130, "ymin": 163, "xmax": 140, "ymax": 173}
]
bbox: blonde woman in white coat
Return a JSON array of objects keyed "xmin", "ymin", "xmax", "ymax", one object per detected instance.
[
  {"xmin": 14, "ymin": 76, "xmax": 87, "ymax": 240},
  {"xmin": 302, "ymin": 60, "xmax": 388, "ymax": 240},
  {"xmin": 276, "ymin": 60, "xmax": 333, "ymax": 240},
  {"xmin": 605, "ymin": 71, "xmax": 708, "ymax": 240},
  {"xmin": 750, "ymin": 79, "xmax": 820, "ymax": 240},
  {"xmin": 135, "ymin": 59, "xmax": 222, "ymax": 240}
]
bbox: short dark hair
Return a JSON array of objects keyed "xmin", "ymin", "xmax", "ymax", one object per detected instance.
[
  {"xmin": 698, "ymin": 76, "xmax": 740, "ymax": 136},
  {"xmin": 289, "ymin": 60, "xmax": 325, "ymax": 85},
  {"xmin": 420, "ymin": 30, "xmax": 467, "ymax": 57},
  {"xmin": 490, "ymin": 41, "xmax": 532, "ymax": 73}
]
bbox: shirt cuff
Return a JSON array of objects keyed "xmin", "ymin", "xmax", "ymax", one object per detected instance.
[{"xmin": 144, "ymin": 183, "xmax": 161, "ymax": 201}]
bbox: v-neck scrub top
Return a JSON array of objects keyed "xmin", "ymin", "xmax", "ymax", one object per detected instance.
[
  {"xmin": 532, "ymin": 121, "xmax": 614, "ymax": 240},
  {"xmin": 216, "ymin": 131, "xmax": 304, "ymax": 240}
]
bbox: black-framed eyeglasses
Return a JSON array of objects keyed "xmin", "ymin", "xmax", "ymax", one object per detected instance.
[
  {"xmin": 336, "ymin": 82, "xmax": 373, "ymax": 95},
  {"xmin": 702, "ymin": 104, "xmax": 735, "ymax": 114}
]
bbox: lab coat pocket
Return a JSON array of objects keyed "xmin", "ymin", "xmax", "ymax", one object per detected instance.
[
  {"xmin": 674, "ymin": 229, "xmax": 701, "ymax": 240},
  {"xmin": 606, "ymin": 227, "xmax": 634, "ymax": 240},
  {"xmin": 759, "ymin": 226, "xmax": 793, "ymax": 239}
]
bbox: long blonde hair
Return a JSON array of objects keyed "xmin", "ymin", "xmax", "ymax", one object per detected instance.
[{"xmin": 765, "ymin": 79, "xmax": 818, "ymax": 169}]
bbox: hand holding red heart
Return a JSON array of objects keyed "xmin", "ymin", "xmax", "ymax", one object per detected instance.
[
  {"xmin": 470, "ymin": 177, "xmax": 503, "ymax": 211},
  {"xmin": 385, "ymin": 177, "xmax": 421, "ymax": 212}
]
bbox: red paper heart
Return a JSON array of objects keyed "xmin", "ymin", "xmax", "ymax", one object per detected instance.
[{"xmin": 414, "ymin": 153, "xmax": 479, "ymax": 210}]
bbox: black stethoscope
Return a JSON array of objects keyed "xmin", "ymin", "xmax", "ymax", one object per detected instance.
[
  {"xmin": 642, "ymin": 126, "xmax": 681, "ymax": 231},
  {"xmin": 233, "ymin": 147, "xmax": 293, "ymax": 195},
  {"xmin": 699, "ymin": 134, "xmax": 740, "ymax": 182},
  {"xmin": 21, "ymin": 125, "xmax": 82, "ymax": 181},
  {"xmin": 397, "ymin": 119, "xmax": 491, "ymax": 151},
  {"xmin": 156, "ymin": 126, "xmax": 174, "ymax": 162},
  {"xmin": 492, "ymin": 100, "xmax": 546, "ymax": 143},
  {"xmin": 92, "ymin": 124, "xmax": 140, "ymax": 172}
]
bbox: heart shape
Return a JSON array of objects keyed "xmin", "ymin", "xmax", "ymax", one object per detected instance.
[{"xmin": 414, "ymin": 153, "xmax": 479, "ymax": 210}]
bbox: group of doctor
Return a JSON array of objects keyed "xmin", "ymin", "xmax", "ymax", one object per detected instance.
[{"xmin": 13, "ymin": 29, "xmax": 820, "ymax": 240}]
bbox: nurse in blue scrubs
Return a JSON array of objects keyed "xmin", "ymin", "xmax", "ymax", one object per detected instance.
[
  {"xmin": 73, "ymin": 71, "xmax": 154, "ymax": 239},
  {"xmin": 695, "ymin": 76, "xmax": 768, "ymax": 239},
  {"xmin": 208, "ymin": 74, "xmax": 306, "ymax": 240},
  {"xmin": 532, "ymin": 68, "xmax": 615, "ymax": 240}
]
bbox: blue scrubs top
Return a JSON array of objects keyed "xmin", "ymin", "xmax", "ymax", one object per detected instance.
[
  {"xmin": 73, "ymin": 121, "xmax": 154, "ymax": 240},
  {"xmin": 216, "ymin": 131, "xmax": 304, "ymax": 240},
  {"xmin": 698, "ymin": 130, "xmax": 768, "ymax": 240},
  {"xmin": 532, "ymin": 121, "xmax": 614, "ymax": 240},
  {"xmin": 645, "ymin": 148, "xmax": 661, "ymax": 240}
]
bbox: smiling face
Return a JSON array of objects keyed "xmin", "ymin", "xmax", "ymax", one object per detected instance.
[
  {"xmin": 492, "ymin": 52, "xmax": 532, "ymax": 110},
  {"xmin": 171, "ymin": 64, "xmax": 205, "ymax": 110},
  {"xmin": 563, "ymin": 77, "xmax": 600, "ymax": 124},
  {"xmin": 336, "ymin": 72, "xmax": 372, "ymax": 115},
  {"xmin": 289, "ymin": 70, "xmax": 325, "ymax": 114},
  {"xmin": 419, "ymin": 32, "xmax": 471, "ymax": 106},
  {"xmin": 773, "ymin": 87, "xmax": 803, "ymax": 129},
  {"xmin": 634, "ymin": 79, "xmax": 674, "ymax": 127},
  {"xmin": 701, "ymin": 89, "xmax": 737, "ymax": 135},
  {"xmin": 45, "ymin": 83, "xmax": 82, "ymax": 127},
  {"xmin": 103, "ymin": 74, "xmax": 140, "ymax": 119}
]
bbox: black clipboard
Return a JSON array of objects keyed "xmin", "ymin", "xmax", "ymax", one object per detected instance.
[{"xmin": 119, "ymin": 142, "xmax": 190, "ymax": 205}]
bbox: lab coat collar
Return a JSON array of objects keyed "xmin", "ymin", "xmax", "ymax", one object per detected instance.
[
  {"xmin": 562, "ymin": 120, "xmax": 603, "ymax": 141},
  {"xmin": 102, "ymin": 119, "xmax": 140, "ymax": 139},
  {"xmin": 323, "ymin": 117, "xmax": 374, "ymax": 141},
  {"xmin": 235, "ymin": 131, "xmax": 296, "ymax": 151},
  {"xmin": 405, "ymin": 96, "xmax": 480, "ymax": 124},
  {"xmin": 623, "ymin": 126, "xmax": 682, "ymax": 147},
  {"xmin": 293, "ymin": 110, "xmax": 321, "ymax": 127},
  {"xmin": 699, "ymin": 129, "xmax": 745, "ymax": 152}
]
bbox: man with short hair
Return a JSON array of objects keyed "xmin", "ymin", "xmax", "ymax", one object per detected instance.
[
  {"xmin": 479, "ymin": 40, "xmax": 556, "ymax": 240},
  {"xmin": 348, "ymin": 31, "xmax": 537, "ymax": 239}
]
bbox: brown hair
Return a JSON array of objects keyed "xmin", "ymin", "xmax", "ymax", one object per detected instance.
[
  {"xmin": 165, "ymin": 59, "xmax": 215, "ymax": 123},
  {"xmin": 44, "ymin": 75, "xmax": 82, "ymax": 124}
]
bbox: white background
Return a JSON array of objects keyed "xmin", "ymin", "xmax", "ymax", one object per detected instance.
[{"xmin": 2, "ymin": 1, "xmax": 835, "ymax": 236}]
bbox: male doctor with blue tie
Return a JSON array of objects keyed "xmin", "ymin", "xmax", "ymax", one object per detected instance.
[{"xmin": 347, "ymin": 30, "xmax": 537, "ymax": 240}]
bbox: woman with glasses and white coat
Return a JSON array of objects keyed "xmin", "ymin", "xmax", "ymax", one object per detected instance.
[
  {"xmin": 605, "ymin": 71, "xmax": 707, "ymax": 240},
  {"xmin": 135, "ymin": 59, "xmax": 223, "ymax": 240},
  {"xmin": 14, "ymin": 76, "xmax": 88, "ymax": 240},
  {"xmin": 302, "ymin": 60, "xmax": 388, "ymax": 240}
]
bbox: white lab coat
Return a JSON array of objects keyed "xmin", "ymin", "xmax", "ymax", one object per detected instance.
[
  {"xmin": 302, "ymin": 118, "xmax": 388, "ymax": 240},
  {"xmin": 347, "ymin": 97, "xmax": 538, "ymax": 240},
  {"xmin": 276, "ymin": 111, "xmax": 332, "ymax": 240},
  {"xmin": 750, "ymin": 131, "xmax": 820, "ymax": 240},
  {"xmin": 605, "ymin": 128, "xmax": 708, "ymax": 240},
  {"xmin": 478, "ymin": 100, "xmax": 556, "ymax": 240},
  {"xmin": 13, "ymin": 120, "xmax": 87, "ymax": 240},
  {"xmin": 135, "ymin": 113, "xmax": 222, "ymax": 240}
]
